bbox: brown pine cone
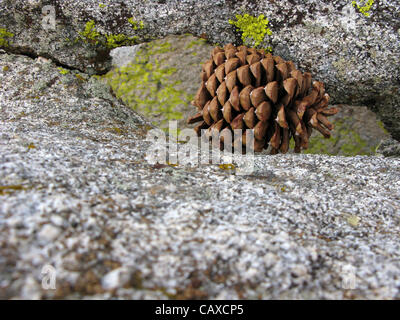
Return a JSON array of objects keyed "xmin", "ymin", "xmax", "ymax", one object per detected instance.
[{"xmin": 188, "ymin": 43, "xmax": 339, "ymax": 154}]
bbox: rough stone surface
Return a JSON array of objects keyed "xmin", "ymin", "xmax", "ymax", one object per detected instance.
[
  {"xmin": 1, "ymin": 0, "xmax": 399, "ymax": 140},
  {"xmin": 1, "ymin": 53, "xmax": 400, "ymax": 300}
]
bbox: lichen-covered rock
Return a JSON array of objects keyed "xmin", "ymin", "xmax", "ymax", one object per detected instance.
[
  {"xmin": 0, "ymin": 0, "xmax": 399, "ymax": 140},
  {"xmin": 105, "ymin": 35, "xmax": 212, "ymax": 131},
  {"xmin": 1, "ymin": 52, "xmax": 400, "ymax": 299}
]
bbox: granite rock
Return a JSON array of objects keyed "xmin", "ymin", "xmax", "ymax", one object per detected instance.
[{"xmin": 1, "ymin": 53, "xmax": 400, "ymax": 299}]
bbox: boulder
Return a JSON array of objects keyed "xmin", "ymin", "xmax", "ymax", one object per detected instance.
[
  {"xmin": 1, "ymin": 0, "xmax": 399, "ymax": 139},
  {"xmin": 1, "ymin": 52, "xmax": 400, "ymax": 299}
]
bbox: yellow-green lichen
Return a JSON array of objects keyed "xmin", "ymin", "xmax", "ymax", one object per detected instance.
[
  {"xmin": 185, "ymin": 38, "xmax": 207, "ymax": 50},
  {"xmin": 352, "ymin": 0, "xmax": 374, "ymax": 17},
  {"xmin": 104, "ymin": 41, "xmax": 192, "ymax": 129},
  {"xmin": 128, "ymin": 17, "xmax": 145, "ymax": 30},
  {"xmin": 303, "ymin": 118, "xmax": 371, "ymax": 156},
  {"xmin": 0, "ymin": 28, "xmax": 14, "ymax": 48},
  {"xmin": 106, "ymin": 127, "xmax": 125, "ymax": 135},
  {"xmin": 105, "ymin": 33, "xmax": 138, "ymax": 49},
  {"xmin": 58, "ymin": 67, "xmax": 70, "ymax": 75},
  {"xmin": 219, "ymin": 163, "xmax": 236, "ymax": 171},
  {"xmin": 229, "ymin": 14, "xmax": 272, "ymax": 51},
  {"xmin": 78, "ymin": 20, "xmax": 101, "ymax": 45},
  {"xmin": 345, "ymin": 213, "xmax": 361, "ymax": 227},
  {"xmin": 78, "ymin": 19, "xmax": 143, "ymax": 49},
  {"xmin": 99, "ymin": 3, "xmax": 107, "ymax": 9}
]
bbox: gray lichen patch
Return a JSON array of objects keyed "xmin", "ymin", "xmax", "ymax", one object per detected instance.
[{"xmin": 104, "ymin": 35, "xmax": 211, "ymax": 132}]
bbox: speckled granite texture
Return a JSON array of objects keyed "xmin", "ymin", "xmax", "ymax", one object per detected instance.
[
  {"xmin": 107, "ymin": 38, "xmax": 390, "ymax": 156},
  {"xmin": 0, "ymin": 0, "xmax": 399, "ymax": 140},
  {"xmin": 1, "ymin": 53, "xmax": 400, "ymax": 299}
]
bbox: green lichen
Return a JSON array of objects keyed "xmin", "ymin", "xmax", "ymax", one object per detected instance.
[
  {"xmin": 104, "ymin": 41, "xmax": 192, "ymax": 129},
  {"xmin": 304, "ymin": 118, "xmax": 370, "ymax": 156},
  {"xmin": 78, "ymin": 19, "xmax": 142, "ymax": 49},
  {"xmin": 352, "ymin": 0, "xmax": 374, "ymax": 17},
  {"xmin": 185, "ymin": 38, "xmax": 207, "ymax": 49},
  {"xmin": 58, "ymin": 67, "xmax": 70, "ymax": 75},
  {"xmin": 78, "ymin": 20, "xmax": 101, "ymax": 45},
  {"xmin": 128, "ymin": 17, "xmax": 145, "ymax": 30},
  {"xmin": 229, "ymin": 14, "xmax": 272, "ymax": 51},
  {"xmin": 105, "ymin": 33, "xmax": 138, "ymax": 49},
  {"xmin": 99, "ymin": 3, "xmax": 107, "ymax": 9},
  {"xmin": 289, "ymin": 114, "xmax": 386, "ymax": 156},
  {"xmin": 0, "ymin": 28, "xmax": 14, "ymax": 48}
]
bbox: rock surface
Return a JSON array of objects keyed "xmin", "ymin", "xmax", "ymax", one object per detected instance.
[
  {"xmin": 1, "ymin": 53, "xmax": 400, "ymax": 299},
  {"xmin": 1, "ymin": 0, "xmax": 399, "ymax": 140},
  {"xmin": 105, "ymin": 35, "xmax": 211, "ymax": 132},
  {"xmin": 304, "ymin": 104, "xmax": 389, "ymax": 156}
]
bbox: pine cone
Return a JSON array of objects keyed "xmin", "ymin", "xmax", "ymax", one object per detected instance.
[{"xmin": 188, "ymin": 44, "xmax": 339, "ymax": 153}]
